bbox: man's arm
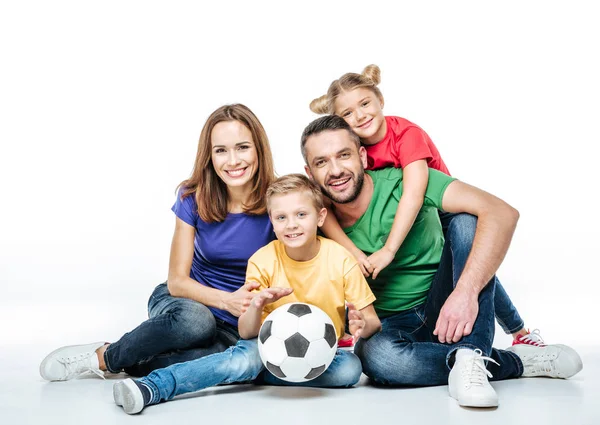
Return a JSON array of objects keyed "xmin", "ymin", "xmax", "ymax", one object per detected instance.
[{"xmin": 434, "ymin": 180, "xmax": 519, "ymax": 343}]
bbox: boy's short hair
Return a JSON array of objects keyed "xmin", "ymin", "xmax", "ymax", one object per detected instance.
[{"xmin": 266, "ymin": 174, "xmax": 324, "ymax": 213}]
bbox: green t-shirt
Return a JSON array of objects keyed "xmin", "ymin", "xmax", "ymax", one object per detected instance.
[{"xmin": 343, "ymin": 168, "xmax": 456, "ymax": 317}]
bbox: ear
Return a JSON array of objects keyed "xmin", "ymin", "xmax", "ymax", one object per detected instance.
[
  {"xmin": 378, "ymin": 95, "xmax": 385, "ymax": 109},
  {"xmin": 317, "ymin": 207, "xmax": 327, "ymax": 227},
  {"xmin": 358, "ymin": 146, "xmax": 368, "ymax": 169},
  {"xmin": 304, "ymin": 165, "xmax": 313, "ymax": 180}
]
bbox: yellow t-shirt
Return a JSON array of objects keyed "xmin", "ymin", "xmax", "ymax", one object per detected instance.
[{"xmin": 245, "ymin": 237, "xmax": 376, "ymax": 339}]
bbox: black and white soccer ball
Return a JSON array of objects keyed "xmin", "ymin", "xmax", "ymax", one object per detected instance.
[{"xmin": 258, "ymin": 302, "xmax": 338, "ymax": 382}]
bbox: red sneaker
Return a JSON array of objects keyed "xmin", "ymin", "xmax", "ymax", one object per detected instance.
[
  {"xmin": 338, "ymin": 334, "xmax": 354, "ymax": 348},
  {"xmin": 512, "ymin": 329, "xmax": 546, "ymax": 347}
]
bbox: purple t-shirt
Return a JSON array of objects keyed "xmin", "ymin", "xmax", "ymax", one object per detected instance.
[{"xmin": 172, "ymin": 190, "xmax": 275, "ymax": 326}]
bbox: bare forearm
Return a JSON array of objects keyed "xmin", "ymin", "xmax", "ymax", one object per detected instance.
[
  {"xmin": 385, "ymin": 193, "xmax": 423, "ymax": 253},
  {"xmin": 456, "ymin": 206, "xmax": 519, "ymax": 294},
  {"xmin": 167, "ymin": 275, "xmax": 227, "ymax": 309},
  {"xmin": 238, "ymin": 304, "xmax": 263, "ymax": 339}
]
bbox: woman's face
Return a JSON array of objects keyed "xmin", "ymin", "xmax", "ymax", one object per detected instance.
[
  {"xmin": 334, "ymin": 87, "xmax": 386, "ymax": 145},
  {"xmin": 210, "ymin": 120, "xmax": 258, "ymax": 190}
]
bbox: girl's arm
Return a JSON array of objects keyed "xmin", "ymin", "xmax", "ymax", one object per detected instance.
[
  {"xmin": 321, "ymin": 206, "xmax": 373, "ymax": 277},
  {"xmin": 167, "ymin": 217, "xmax": 259, "ymax": 317},
  {"xmin": 238, "ymin": 287, "xmax": 293, "ymax": 339},
  {"xmin": 368, "ymin": 159, "xmax": 429, "ymax": 278}
]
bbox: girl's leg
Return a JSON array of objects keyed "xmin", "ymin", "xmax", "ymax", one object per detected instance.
[{"xmin": 438, "ymin": 212, "xmax": 525, "ymax": 335}]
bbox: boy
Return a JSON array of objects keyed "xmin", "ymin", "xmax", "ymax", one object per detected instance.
[{"xmin": 113, "ymin": 174, "xmax": 381, "ymax": 414}]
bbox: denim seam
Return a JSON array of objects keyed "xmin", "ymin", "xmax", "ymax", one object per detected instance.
[
  {"xmin": 505, "ymin": 350, "xmax": 524, "ymax": 376},
  {"xmin": 502, "ymin": 320, "xmax": 525, "ymax": 334},
  {"xmin": 104, "ymin": 347, "xmax": 120, "ymax": 374},
  {"xmin": 141, "ymin": 378, "xmax": 161, "ymax": 405}
]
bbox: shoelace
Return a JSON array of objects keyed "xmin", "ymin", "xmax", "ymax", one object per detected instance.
[
  {"xmin": 523, "ymin": 349, "xmax": 558, "ymax": 374},
  {"xmin": 519, "ymin": 329, "xmax": 545, "ymax": 346},
  {"xmin": 59, "ymin": 353, "xmax": 105, "ymax": 380},
  {"xmin": 461, "ymin": 349, "xmax": 499, "ymax": 389}
]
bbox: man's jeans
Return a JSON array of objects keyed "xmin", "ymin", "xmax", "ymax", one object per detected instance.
[
  {"xmin": 104, "ymin": 283, "xmax": 238, "ymax": 376},
  {"xmin": 355, "ymin": 214, "xmax": 524, "ymax": 386},
  {"xmin": 440, "ymin": 213, "xmax": 524, "ymax": 334},
  {"xmin": 138, "ymin": 339, "xmax": 362, "ymax": 404}
]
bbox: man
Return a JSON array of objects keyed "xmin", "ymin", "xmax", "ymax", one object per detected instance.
[{"xmin": 300, "ymin": 115, "xmax": 582, "ymax": 408}]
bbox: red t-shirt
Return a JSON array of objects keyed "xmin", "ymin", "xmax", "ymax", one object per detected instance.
[{"xmin": 364, "ymin": 116, "xmax": 451, "ymax": 175}]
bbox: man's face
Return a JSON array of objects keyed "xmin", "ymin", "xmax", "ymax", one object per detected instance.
[{"xmin": 303, "ymin": 129, "xmax": 368, "ymax": 204}]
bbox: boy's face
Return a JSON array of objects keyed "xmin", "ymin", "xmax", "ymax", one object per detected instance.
[{"xmin": 269, "ymin": 191, "xmax": 326, "ymax": 252}]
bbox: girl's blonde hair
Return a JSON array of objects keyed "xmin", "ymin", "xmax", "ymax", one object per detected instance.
[
  {"xmin": 178, "ymin": 104, "xmax": 275, "ymax": 223},
  {"xmin": 310, "ymin": 64, "xmax": 383, "ymax": 115}
]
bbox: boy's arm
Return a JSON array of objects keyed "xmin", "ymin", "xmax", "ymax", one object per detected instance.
[
  {"xmin": 321, "ymin": 204, "xmax": 373, "ymax": 277},
  {"xmin": 238, "ymin": 287, "xmax": 293, "ymax": 339},
  {"xmin": 368, "ymin": 159, "xmax": 428, "ymax": 279}
]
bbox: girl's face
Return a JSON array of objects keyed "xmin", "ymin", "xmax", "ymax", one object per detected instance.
[
  {"xmin": 210, "ymin": 120, "xmax": 258, "ymax": 190},
  {"xmin": 334, "ymin": 87, "xmax": 386, "ymax": 145}
]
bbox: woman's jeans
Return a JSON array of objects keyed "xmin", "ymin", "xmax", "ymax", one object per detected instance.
[
  {"xmin": 138, "ymin": 339, "xmax": 362, "ymax": 405},
  {"xmin": 354, "ymin": 213, "xmax": 524, "ymax": 386},
  {"xmin": 439, "ymin": 212, "xmax": 524, "ymax": 334},
  {"xmin": 104, "ymin": 283, "xmax": 238, "ymax": 376}
]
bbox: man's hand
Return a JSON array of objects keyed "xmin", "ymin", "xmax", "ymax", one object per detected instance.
[
  {"xmin": 347, "ymin": 302, "xmax": 366, "ymax": 340},
  {"xmin": 433, "ymin": 287, "xmax": 479, "ymax": 343},
  {"xmin": 367, "ymin": 246, "xmax": 395, "ymax": 279},
  {"xmin": 251, "ymin": 287, "xmax": 294, "ymax": 310},
  {"xmin": 222, "ymin": 281, "xmax": 260, "ymax": 317}
]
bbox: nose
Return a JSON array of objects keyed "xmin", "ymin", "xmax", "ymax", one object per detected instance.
[
  {"xmin": 227, "ymin": 150, "xmax": 241, "ymax": 166},
  {"xmin": 286, "ymin": 217, "xmax": 298, "ymax": 229},
  {"xmin": 355, "ymin": 108, "xmax": 365, "ymax": 121},
  {"xmin": 329, "ymin": 159, "xmax": 342, "ymax": 177}
]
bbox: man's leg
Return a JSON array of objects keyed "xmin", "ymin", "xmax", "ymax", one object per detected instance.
[{"xmin": 114, "ymin": 339, "xmax": 264, "ymax": 414}]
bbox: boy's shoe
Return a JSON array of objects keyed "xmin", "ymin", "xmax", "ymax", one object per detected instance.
[
  {"xmin": 39, "ymin": 342, "xmax": 106, "ymax": 381},
  {"xmin": 338, "ymin": 334, "xmax": 354, "ymax": 348},
  {"xmin": 448, "ymin": 349, "xmax": 499, "ymax": 408},
  {"xmin": 512, "ymin": 329, "xmax": 546, "ymax": 347},
  {"xmin": 506, "ymin": 343, "xmax": 583, "ymax": 378},
  {"xmin": 113, "ymin": 378, "xmax": 152, "ymax": 415}
]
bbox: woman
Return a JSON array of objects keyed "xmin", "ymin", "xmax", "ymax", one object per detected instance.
[{"xmin": 40, "ymin": 104, "xmax": 277, "ymax": 380}]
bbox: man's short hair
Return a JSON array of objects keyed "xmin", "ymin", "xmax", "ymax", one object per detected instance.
[
  {"xmin": 266, "ymin": 174, "xmax": 324, "ymax": 212},
  {"xmin": 300, "ymin": 115, "xmax": 362, "ymax": 163}
]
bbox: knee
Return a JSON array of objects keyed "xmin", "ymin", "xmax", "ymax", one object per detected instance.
[
  {"xmin": 447, "ymin": 213, "xmax": 477, "ymax": 247},
  {"xmin": 333, "ymin": 353, "xmax": 363, "ymax": 387},
  {"xmin": 170, "ymin": 302, "xmax": 217, "ymax": 344},
  {"xmin": 227, "ymin": 340, "xmax": 263, "ymax": 380},
  {"xmin": 355, "ymin": 336, "xmax": 421, "ymax": 386}
]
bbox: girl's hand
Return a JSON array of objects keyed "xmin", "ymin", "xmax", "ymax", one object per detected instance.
[
  {"xmin": 347, "ymin": 302, "xmax": 366, "ymax": 340},
  {"xmin": 353, "ymin": 248, "xmax": 374, "ymax": 277},
  {"xmin": 251, "ymin": 287, "xmax": 293, "ymax": 310},
  {"xmin": 367, "ymin": 246, "xmax": 396, "ymax": 279}
]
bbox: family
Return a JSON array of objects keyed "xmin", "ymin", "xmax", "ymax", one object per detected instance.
[{"xmin": 39, "ymin": 65, "xmax": 583, "ymax": 413}]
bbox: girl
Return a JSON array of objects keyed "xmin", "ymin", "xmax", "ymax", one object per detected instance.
[
  {"xmin": 310, "ymin": 65, "xmax": 540, "ymax": 345},
  {"xmin": 40, "ymin": 104, "xmax": 278, "ymax": 381}
]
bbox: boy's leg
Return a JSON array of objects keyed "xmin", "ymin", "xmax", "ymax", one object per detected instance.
[
  {"xmin": 439, "ymin": 212, "xmax": 525, "ymax": 334},
  {"xmin": 260, "ymin": 349, "xmax": 362, "ymax": 388}
]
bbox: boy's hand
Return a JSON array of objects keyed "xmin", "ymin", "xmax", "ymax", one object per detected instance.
[
  {"xmin": 347, "ymin": 302, "xmax": 366, "ymax": 340},
  {"xmin": 224, "ymin": 281, "xmax": 260, "ymax": 317},
  {"xmin": 251, "ymin": 287, "xmax": 293, "ymax": 310},
  {"xmin": 367, "ymin": 246, "xmax": 395, "ymax": 279}
]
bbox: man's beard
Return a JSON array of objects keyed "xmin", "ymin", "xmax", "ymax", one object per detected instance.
[{"xmin": 319, "ymin": 170, "xmax": 365, "ymax": 204}]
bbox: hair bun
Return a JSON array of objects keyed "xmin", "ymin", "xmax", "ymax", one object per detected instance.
[
  {"xmin": 362, "ymin": 64, "xmax": 381, "ymax": 85},
  {"xmin": 309, "ymin": 94, "xmax": 329, "ymax": 114}
]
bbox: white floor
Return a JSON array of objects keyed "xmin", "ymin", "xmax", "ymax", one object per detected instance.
[{"xmin": 1, "ymin": 343, "xmax": 598, "ymax": 425}]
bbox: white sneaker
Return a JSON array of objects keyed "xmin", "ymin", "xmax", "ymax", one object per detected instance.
[
  {"xmin": 114, "ymin": 379, "xmax": 149, "ymax": 415},
  {"xmin": 506, "ymin": 343, "xmax": 583, "ymax": 378},
  {"xmin": 448, "ymin": 349, "xmax": 499, "ymax": 407},
  {"xmin": 39, "ymin": 342, "xmax": 106, "ymax": 381}
]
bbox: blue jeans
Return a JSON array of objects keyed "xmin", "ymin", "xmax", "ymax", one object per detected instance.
[
  {"xmin": 138, "ymin": 339, "xmax": 362, "ymax": 405},
  {"xmin": 104, "ymin": 283, "xmax": 238, "ymax": 376},
  {"xmin": 439, "ymin": 212, "xmax": 524, "ymax": 334},
  {"xmin": 355, "ymin": 215, "xmax": 524, "ymax": 386}
]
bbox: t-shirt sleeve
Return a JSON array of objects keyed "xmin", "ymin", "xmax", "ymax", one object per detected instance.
[
  {"xmin": 396, "ymin": 127, "xmax": 434, "ymax": 168},
  {"xmin": 423, "ymin": 169, "xmax": 457, "ymax": 210},
  {"xmin": 171, "ymin": 189, "xmax": 198, "ymax": 227},
  {"xmin": 343, "ymin": 258, "xmax": 376, "ymax": 311}
]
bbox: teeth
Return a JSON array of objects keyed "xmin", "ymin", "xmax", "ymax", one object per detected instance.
[
  {"xmin": 227, "ymin": 169, "xmax": 245, "ymax": 177},
  {"xmin": 330, "ymin": 178, "xmax": 350, "ymax": 186},
  {"xmin": 287, "ymin": 233, "xmax": 301, "ymax": 238}
]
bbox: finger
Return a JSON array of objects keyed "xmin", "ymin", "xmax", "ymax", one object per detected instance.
[
  {"xmin": 353, "ymin": 328, "xmax": 362, "ymax": 339},
  {"xmin": 372, "ymin": 267, "xmax": 380, "ymax": 280},
  {"xmin": 452, "ymin": 322, "xmax": 466, "ymax": 343},
  {"xmin": 463, "ymin": 321, "xmax": 473, "ymax": 337},
  {"xmin": 244, "ymin": 281, "xmax": 260, "ymax": 291},
  {"xmin": 435, "ymin": 317, "xmax": 448, "ymax": 343},
  {"xmin": 360, "ymin": 264, "xmax": 369, "ymax": 277},
  {"xmin": 445, "ymin": 321, "xmax": 457, "ymax": 345},
  {"xmin": 363, "ymin": 260, "xmax": 374, "ymax": 274},
  {"xmin": 346, "ymin": 302, "xmax": 356, "ymax": 312}
]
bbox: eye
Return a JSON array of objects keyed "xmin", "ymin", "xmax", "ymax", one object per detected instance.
[
  {"xmin": 214, "ymin": 148, "xmax": 226, "ymax": 154},
  {"xmin": 315, "ymin": 160, "xmax": 326, "ymax": 168},
  {"xmin": 297, "ymin": 212, "xmax": 307, "ymax": 218},
  {"xmin": 361, "ymin": 101, "xmax": 370, "ymax": 107},
  {"xmin": 276, "ymin": 215, "xmax": 285, "ymax": 221},
  {"xmin": 340, "ymin": 152, "xmax": 350, "ymax": 159},
  {"xmin": 342, "ymin": 111, "xmax": 351, "ymax": 118},
  {"xmin": 238, "ymin": 145, "xmax": 250, "ymax": 150}
]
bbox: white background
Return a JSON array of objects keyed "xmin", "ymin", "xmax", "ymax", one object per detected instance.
[{"xmin": 1, "ymin": 1, "xmax": 598, "ymax": 352}]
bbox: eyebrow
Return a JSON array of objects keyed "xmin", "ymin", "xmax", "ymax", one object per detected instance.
[{"xmin": 212, "ymin": 141, "xmax": 252, "ymax": 149}]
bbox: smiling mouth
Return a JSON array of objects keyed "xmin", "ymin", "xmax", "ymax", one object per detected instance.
[
  {"xmin": 357, "ymin": 118, "xmax": 373, "ymax": 129},
  {"xmin": 328, "ymin": 177, "xmax": 351, "ymax": 188},
  {"xmin": 285, "ymin": 233, "xmax": 303, "ymax": 239},
  {"xmin": 225, "ymin": 167, "xmax": 247, "ymax": 177}
]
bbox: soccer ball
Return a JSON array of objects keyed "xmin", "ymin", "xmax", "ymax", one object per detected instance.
[{"xmin": 257, "ymin": 302, "xmax": 338, "ymax": 382}]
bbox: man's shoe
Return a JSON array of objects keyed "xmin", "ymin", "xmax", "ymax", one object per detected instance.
[
  {"xmin": 512, "ymin": 329, "xmax": 546, "ymax": 347},
  {"xmin": 113, "ymin": 378, "xmax": 152, "ymax": 415},
  {"xmin": 506, "ymin": 343, "xmax": 583, "ymax": 378},
  {"xmin": 448, "ymin": 349, "xmax": 499, "ymax": 408},
  {"xmin": 39, "ymin": 342, "xmax": 105, "ymax": 381}
]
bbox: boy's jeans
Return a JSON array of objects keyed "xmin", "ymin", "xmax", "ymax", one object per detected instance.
[
  {"xmin": 138, "ymin": 339, "xmax": 362, "ymax": 404},
  {"xmin": 354, "ymin": 213, "xmax": 524, "ymax": 386}
]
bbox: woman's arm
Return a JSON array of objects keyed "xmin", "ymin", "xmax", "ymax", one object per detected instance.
[
  {"xmin": 238, "ymin": 287, "xmax": 293, "ymax": 339},
  {"xmin": 368, "ymin": 159, "xmax": 429, "ymax": 278},
  {"xmin": 167, "ymin": 217, "xmax": 258, "ymax": 317}
]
